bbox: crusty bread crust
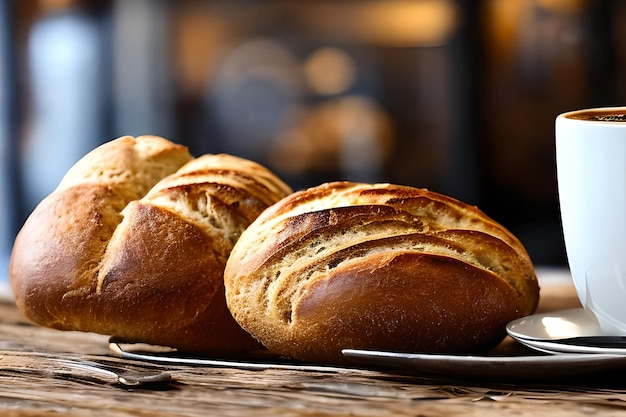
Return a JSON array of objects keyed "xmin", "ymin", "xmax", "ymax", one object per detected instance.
[
  {"xmin": 224, "ymin": 181, "xmax": 539, "ymax": 363},
  {"xmin": 10, "ymin": 135, "xmax": 292, "ymax": 354}
]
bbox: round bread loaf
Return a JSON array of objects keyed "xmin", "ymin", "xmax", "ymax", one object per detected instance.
[
  {"xmin": 10, "ymin": 135, "xmax": 292, "ymax": 354},
  {"xmin": 224, "ymin": 181, "xmax": 539, "ymax": 363}
]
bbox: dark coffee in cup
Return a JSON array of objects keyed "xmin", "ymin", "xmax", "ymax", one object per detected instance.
[{"xmin": 567, "ymin": 110, "xmax": 626, "ymax": 122}]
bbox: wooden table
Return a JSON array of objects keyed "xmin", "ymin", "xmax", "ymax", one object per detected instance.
[{"xmin": 3, "ymin": 269, "xmax": 626, "ymax": 417}]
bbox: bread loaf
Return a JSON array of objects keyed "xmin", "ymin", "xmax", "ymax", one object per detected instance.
[
  {"xmin": 10, "ymin": 135, "xmax": 292, "ymax": 354},
  {"xmin": 224, "ymin": 181, "xmax": 539, "ymax": 363}
]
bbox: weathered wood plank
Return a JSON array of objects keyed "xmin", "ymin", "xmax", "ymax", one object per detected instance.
[{"xmin": 3, "ymin": 274, "xmax": 626, "ymax": 416}]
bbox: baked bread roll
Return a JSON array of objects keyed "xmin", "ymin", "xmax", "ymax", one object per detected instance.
[
  {"xmin": 10, "ymin": 135, "xmax": 292, "ymax": 354},
  {"xmin": 224, "ymin": 181, "xmax": 539, "ymax": 363}
]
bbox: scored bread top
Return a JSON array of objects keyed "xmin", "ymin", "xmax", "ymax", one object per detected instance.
[
  {"xmin": 56, "ymin": 135, "xmax": 193, "ymax": 198},
  {"xmin": 227, "ymin": 181, "xmax": 538, "ymax": 316}
]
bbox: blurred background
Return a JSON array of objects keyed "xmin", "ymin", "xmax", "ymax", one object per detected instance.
[{"xmin": 1, "ymin": 0, "xmax": 624, "ymax": 286}]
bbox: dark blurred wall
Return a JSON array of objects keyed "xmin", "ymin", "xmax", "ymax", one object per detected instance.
[
  {"xmin": 478, "ymin": 0, "xmax": 619, "ymax": 265},
  {"xmin": 0, "ymin": 0, "xmax": 20, "ymax": 286},
  {"xmin": 2, "ymin": 0, "xmax": 624, "ymax": 278}
]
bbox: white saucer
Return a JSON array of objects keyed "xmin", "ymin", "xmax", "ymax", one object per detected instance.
[
  {"xmin": 507, "ymin": 308, "xmax": 603, "ymax": 340},
  {"xmin": 506, "ymin": 308, "xmax": 626, "ymax": 355}
]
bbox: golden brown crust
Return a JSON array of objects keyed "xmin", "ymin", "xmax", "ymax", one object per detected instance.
[
  {"xmin": 224, "ymin": 181, "xmax": 539, "ymax": 363},
  {"xmin": 293, "ymin": 253, "xmax": 524, "ymax": 362},
  {"xmin": 10, "ymin": 136, "xmax": 292, "ymax": 354}
]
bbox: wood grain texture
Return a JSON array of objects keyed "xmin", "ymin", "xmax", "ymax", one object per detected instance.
[{"xmin": 3, "ymin": 272, "xmax": 626, "ymax": 417}]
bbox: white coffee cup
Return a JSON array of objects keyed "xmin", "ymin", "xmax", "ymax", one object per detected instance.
[{"xmin": 556, "ymin": 107, "xmax": 626, "ymax": 334}]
